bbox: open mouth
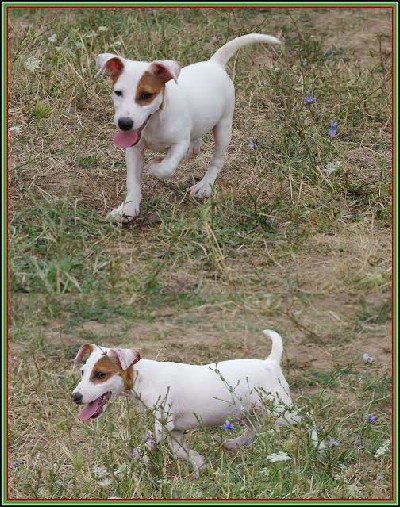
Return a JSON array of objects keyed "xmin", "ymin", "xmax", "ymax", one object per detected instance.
[
  {"xmin": 114, "ymin": 116, "xmax": 151, "ymax": 149},
  {"xmin": 78, "ymin": 392, "xmax": 112, "ymax": 422}
]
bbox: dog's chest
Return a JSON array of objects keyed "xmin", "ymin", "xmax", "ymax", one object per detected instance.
[{"xmin": 143, "ymin": 137, "xmax": 170, "ymax": 152}]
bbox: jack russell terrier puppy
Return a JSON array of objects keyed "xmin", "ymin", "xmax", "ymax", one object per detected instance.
[
  {"xmin": 71, "ymin": 329, "xmax": 319, "ymax": 474},
  {"xmin": 95, "ymin": 33, "xmax": 281, "ymax": 223}
]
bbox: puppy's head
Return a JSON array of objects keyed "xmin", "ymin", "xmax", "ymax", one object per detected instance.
[
  {"xmin": 71, "ymin": 343, "xmax": 140, "ymax": 422},
  {"xmin": 95, "ymin": 53, "xmax": 181, "ymax": 148}
]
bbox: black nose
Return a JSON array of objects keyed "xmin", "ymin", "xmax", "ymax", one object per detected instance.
[
  {"xmin": 118, "ymin": 117, "xmax": 134, "ymax": 131},
  {"xmin": 71, "ymin": 392, "xmax": 83, "ymax": 404}
]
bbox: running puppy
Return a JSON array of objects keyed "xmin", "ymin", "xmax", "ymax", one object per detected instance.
[
  {"xmin": 95, "ymin": 33, "xmax": 281, "ymax": 222},
  {"xmin": 71, "ymin": 329, "xmax": 316, "ymax": 475}
]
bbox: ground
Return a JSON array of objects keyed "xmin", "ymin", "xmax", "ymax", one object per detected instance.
[{"xmin": 8, "ymin": 6, "xmax": 393, "ymax": 500}]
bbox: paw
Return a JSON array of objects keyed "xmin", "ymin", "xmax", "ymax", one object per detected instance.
[
  {"xmin": 189, "ymin": 180, "xmax": 213, "ymax": 198},
  {"xmin": 106, "ymin": 201, "xmax": 140, "ymax": 223},
  {"xmin": 222, "ymin": 439, "xmax": 240, "ymax": 452},
  {"xmin": 191, "ymin": 456, "xmax": 206, "ymax": 479},
  {"xmin": 222, "ymin": 436, "xmax": 253, "ymax": 451},
  {"xmin": 149, "ymin": 159, "xmax": 176, "ymax": 180},
  {"xmin": 186, "ymin": 139, "xmax": 202, "ymax": 159}
]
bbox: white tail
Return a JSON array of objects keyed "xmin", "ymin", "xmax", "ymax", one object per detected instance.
[
  {"xmin": 210, "ymin": 33, "xmax": 281, "ymax": 67},
  {"xmin": 263, "ymin": 329, "xmax": 283, "ymax": 364}
]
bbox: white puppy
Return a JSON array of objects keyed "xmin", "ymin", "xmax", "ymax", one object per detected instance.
[
  {"xmin": 95, "ymin": 33, "xmax": 281, "ymax": 222},
  {"xmin": 72, "ymin": 329, "xmax": 316, "ymax": 474}
]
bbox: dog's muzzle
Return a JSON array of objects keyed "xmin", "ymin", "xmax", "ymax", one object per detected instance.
[
  {"xmin": 71, "ymin": 392, "xmax": 83, "ymax": 404},
  {"xmin": 118, "ymin": 117, "xmax": 134, "ymax": 131}
]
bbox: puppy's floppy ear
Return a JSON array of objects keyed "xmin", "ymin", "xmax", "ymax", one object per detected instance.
[
  {"xmin": 109, "ymin": 348, "xmax": 141, "ymax": 370},
  {"xmin": 148, "ymin": 60, "xmax": 181, "ymax": 84},
  {"xmin": 94, "ymin": 53, "xmax": 124, "ymax": 79},
  {"xmin": 74, "ymin": 344, "xmax": 94, "ymax": 367}
]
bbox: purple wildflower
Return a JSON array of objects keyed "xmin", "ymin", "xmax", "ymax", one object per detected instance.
[
  {"xmin": 265, "ymin": 217, "xmax": 274, "ymax": 227},
  {"xmin": 211, "ymin": 35, "xmax": 220, "ymax": 44},
  {"xmin": 328, "ymin": 120, "xmax": 337, "ymax": 137},
  {"xmin": 304, "ymin": 90, "xmax": 316, "ymax": 105},
  {"xmin": 375, "ymin": 474, "xmax": 384, "ymax": 483},
  {"xmin": 300, "ymin": 59, "xmax": 308, "ymax": 66},
  {"xmin": 223, "ymin": 420, "xmax": 233, "ymax": 430},
  {"xmin": 328, "ymin": 438, "xmax": 340, "ymax": 447},
  {"xmin": 362, "ymin": 352, "xmax": 375, "ymax": 364},
  {"xmin": 367, "ymin": 414, "xmax": 377, "ymax": 423},
  {"xmin": 131, "ymin": 447, "xmax": 141, "ymax": 460},
  {"xmin": 354, "ymin": 436, "xmax": 362, "ymax": 448},
  {"xmin": 10, "ymin": 460, "xmax": 21, "ymax": 468},
  {"xmin": 144, "ymin": 431, "xmax": 156, "ymax": 451},
  {"xmin": 248, "ymin": 139, "xmax": 258, "ymax": 149}
]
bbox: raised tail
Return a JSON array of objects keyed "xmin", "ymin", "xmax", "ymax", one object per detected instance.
[
  {"xmin": 210, "ymin": 33, "xmax": 282, "ymax": 67},
  {"xmin": 262, "ymin": 329, "xmax": 283, "ymax": 364}
]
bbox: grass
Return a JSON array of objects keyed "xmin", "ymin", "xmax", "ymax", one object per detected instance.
[{"xmin": 7, "ymin": 6, "xmax": 393, "ymax": 501}]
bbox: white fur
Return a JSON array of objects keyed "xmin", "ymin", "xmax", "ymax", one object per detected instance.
[
  {"xmin": 72, "ymin": 329, "xmax": 317, "ymax": 474},
  {"xmin": 96, "ymin": 33, "xmax": 281, "ymax": 223}
]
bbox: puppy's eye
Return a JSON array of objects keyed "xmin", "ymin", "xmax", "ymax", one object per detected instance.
[
  {"xmin": 114, "ymin": 90, "xmax": 123, "ymax": 97},
  {"xmin": 95, "ymin": 371, "xmax": 106, "ymax": 379},
  {"xmin": 140, "ymin": 91, "xmax": 153, "ymax": 100}
]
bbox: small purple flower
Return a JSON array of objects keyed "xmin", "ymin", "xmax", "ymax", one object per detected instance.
[
  {"xmin": 265, "ymin": 217, "xmax": 274, "ymax": 227},
  {"xmin": 367, "ymin": 414, "xmax": 377, "ymax": 423},
  {"xmin": 10, "ymin": 460, "xmax": 21, "ymax": 468},
  {"xmin": 362, "ymin": 352, "xmax": 375, "ymax": 364},
  {"xmin": 223, "ymin": 420, "xmax": 233, "ymax": 430},
  {"xmin": 211, "ymin": 35, "xmax": 220, "ymax": 44},
  {"xmin": 375, "ymin": 474, "xmax": 384, "ymax": 483},
  {"xmin": 300, "ymin": 59, "xmax": 307, "ymax": 66},
  {"xmin": 248, "ymin": 139, "xmax": 257, "ymax": 149},
  {"xmin": 304, "ymin": 90, "xmax": 316, "ymax": 105},
  {"xmin": 328, "ymin": 438, "xmax": 340, "ymax": 447},
  {"xmin": 130, "ymin": 447, "xmax": 141, "ymax": 460},
  {"xmin": 144, "ymin": 431, "xmax": 156, "ymax": 450},
  {"xmin": 354, "ymin": 436, "xmax": 362, "ymax": 448},
  {"xmin": 328, "ymin": 120, "xmax": 337, "ymax": 137}
]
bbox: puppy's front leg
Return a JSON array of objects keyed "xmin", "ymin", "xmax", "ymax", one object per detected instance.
[
  {"xmin": 107, "ymin": 146, "xmax": 144, "ymax": 223},
  {"xmin": 149, "ymin": 140, "xmax": 190, "ymax": 180},
  {"xmin": 167, "ymin": 430, "xmax": 206, "ymax": 477}
]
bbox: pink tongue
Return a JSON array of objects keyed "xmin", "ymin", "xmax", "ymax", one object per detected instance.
[
  {"xmin": 114, "ymin": 129, "xmax": 140, "ymax": 149},
  {"xmin": 79, "ymin": 398, "xmax": 102, "ymax": 422}
]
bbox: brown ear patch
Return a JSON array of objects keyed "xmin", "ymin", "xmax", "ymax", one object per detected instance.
[
  {"xmin": 74, "ymin": 344, "xmax": 94, "ymax": 367},
  {"xmin": 90, "ymin": 354, "xmax": 134, "ymax": 391},
  {"xmin": 136, "ymin": 71, "xmax": 165, "ymax": 106},
  {"xmin": 121, "ymin": 367, "xmax": 134, "ymax": 391},
  {"xmin": 106, "ymin": 57, "xmax": 124, "ymax": 83}
]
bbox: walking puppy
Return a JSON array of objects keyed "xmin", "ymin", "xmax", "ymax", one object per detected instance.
[
  {"xmin": 72, "ymin": 330, "xmax": 316, "ymax": 474},
  {"xmin": 95, "ymin": 33, "xmax": 281, "ymax": 222}
]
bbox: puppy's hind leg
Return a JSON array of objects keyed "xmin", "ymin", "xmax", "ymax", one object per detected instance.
[
  {"xmin": 189, "ymin": 112, "xmax": 233, "ymax": 198},
  {"xmin": 222, "ymin": 417, "xmax": 262, "ymax": 451},
  {"xmin": 186, "ymin": 138, "xmax": 202, "ymax": 159}
]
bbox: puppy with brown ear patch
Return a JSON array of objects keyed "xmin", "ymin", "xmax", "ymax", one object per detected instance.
[
  {"xmin": 95, "ymin": 33, "xmax": 282, "ymax": 223},
  {"xmin": 72, "ymin": 330, "xmax": 321, "ymax": 475}
]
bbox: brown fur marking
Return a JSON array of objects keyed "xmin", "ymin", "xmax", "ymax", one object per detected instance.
[
  {"xmin": 106, "ymin": 57, "xmax": 124, "ymax": 84},
  {"xmin": 136, "ymin": 71, "xmax": 165, "ymax": 105},
  {"xmin": 74, "ymin": 343, "xmax": 94, "ymax": 367},
  {"xmin": 91, "ymin": 354, "xmax": 134, "ymax": 391}
]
